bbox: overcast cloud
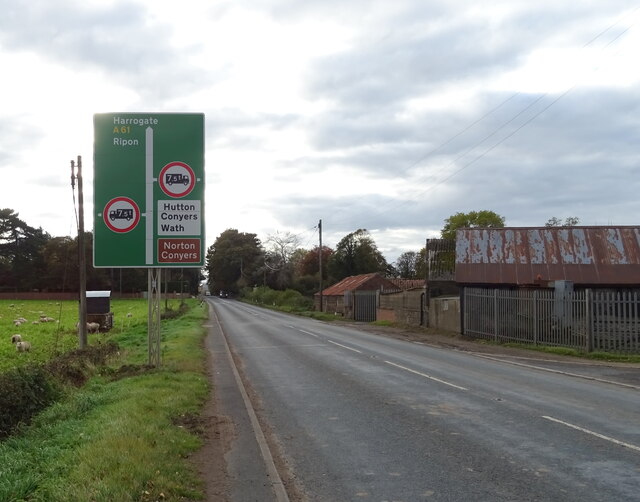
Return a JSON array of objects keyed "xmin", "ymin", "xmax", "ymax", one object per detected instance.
[{"xmin": 0, "ymin": 0, "xmax": 638, "ymax": 262}]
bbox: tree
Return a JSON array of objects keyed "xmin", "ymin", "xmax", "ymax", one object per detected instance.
[
  {"xmin": 39, "ymin": 236, "xmax": 76, "ymax": 291},
  {"xmin": 441, "ymin": 210, "xmax": 505, "ymax": 240},
  {"xmin": 264, "ymin": 231, "xmax": 301, "ymax": 290},
  {"xmin": 0, "ymin": 208, "xmax": 152, "ymax": 293},
  {"xmin": 415, "ymin": 247, "xmax": 427, "ymax": 280},
  {"xmin": 297, "ymin": 246, "xmax": 333, "ymax": 279},
  {"xmin": 205, "ymin": 229, "xmax": 263, "ymax": 294},
  {"xmin": 328, "ymin": 229, "xmax": 388, "ymax": 281},
  {"xmin": 292, "ymin": 246, "xmax": 334, "ymax": 296},
  {"xmin": 0, "ymin": 208, "xmax": 51, "ymax": 291},
  {"xmin": 394, "ymin": 251, "xmax": 419, "ymax": 279},
  {"xmin": 545, "ymin": 216, "xmax": 580, "ymax": 227}
]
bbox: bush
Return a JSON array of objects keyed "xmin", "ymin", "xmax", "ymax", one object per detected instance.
[
  {"xmin": 241, "ymin": 286, "xmax": 313, "ymax": 311},
  {"xmin": 0, "ymin": 343, "xmax": 120, "ymax": 440},
  {"xmin": 46, "ymin": 342, "xmax": 120, "ymax": 387},
  {"xmin": 161, "ymin": 302, "xmax": 190, "ymax": 319},
  {"xmin": 0, "ymin": 365, "xmax": 61, "ymax": 439}
]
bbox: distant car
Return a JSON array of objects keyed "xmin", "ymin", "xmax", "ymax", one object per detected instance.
[{"xmin": 219, "ymin": 290, "xmax": 228, "ymax": 298}]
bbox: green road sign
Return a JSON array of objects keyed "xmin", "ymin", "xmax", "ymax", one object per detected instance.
[{"xmin": 93, "ymin": 113, "xmax": 205, "ymax": 268}]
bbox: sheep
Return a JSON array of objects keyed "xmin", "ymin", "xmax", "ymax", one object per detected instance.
[
  {"xmin": 77, "ymin": 321, "xmax": 101, "ymax": 333},
  {"xmin": 39, "ymin": 316, "xmax": 56, "ymax": 323},
  {"xmin": 16, "ymin": 341, "xmax": 31, "ymax": 352},
  {"xmin": 11, "ymin": 334, "xmax": 22, "ymax": 344},
  {"xmin": 126, "ymin": 312, "xmax": 133, "ymax": 318}
]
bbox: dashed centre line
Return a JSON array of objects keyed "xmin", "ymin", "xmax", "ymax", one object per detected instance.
[
  {"xmin": 326, "ymin": 340, "xmax": 363, "ymax": 354},
  {"xmin": 384, "ymin": 361, "xmax": 468, "ymax": 391},
  {"xmin": 294, "ymin": 329, "xmax": 467, "ymax": 390},
  {"xmin": 296, "ymin": 328, "xmax": 319, "ymax": 338}
]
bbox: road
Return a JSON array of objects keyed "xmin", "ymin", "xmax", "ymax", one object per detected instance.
[{"xmin": 204, "ymin": 298, "xmax": 640, "ymax": 502}]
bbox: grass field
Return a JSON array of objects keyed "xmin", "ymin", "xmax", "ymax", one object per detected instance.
[
  {"xmin": 0, "ymin": 297, "xmax": 210, "ymax": 502},
  {"xmin": 0, "ymin": 299, "xmax": 152, "ymax": 372}
]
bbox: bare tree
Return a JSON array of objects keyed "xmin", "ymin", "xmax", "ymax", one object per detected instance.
[
  {"xmin": 265, "ymin": 231, "xmax": 301, "ymax": 289},
  {"xmin": 545, "ymin": 217, "xmax": 580, "ymax": 227}
]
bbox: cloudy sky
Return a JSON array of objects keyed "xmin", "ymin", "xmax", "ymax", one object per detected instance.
[{"xmin": 1, "ymin": 0, "xmax": 639, "ymax": 263}]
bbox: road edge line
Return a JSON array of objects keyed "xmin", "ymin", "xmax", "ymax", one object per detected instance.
[
  {"xmin": 542, "ymin": 415, "xmax": 640, "ymax": 452},
  {"xmin": 469, "ymin": 353, "xmax": 640, "ymax": 390},
  {"xmin": 209, "ymin": 301, "xmax": 290, "ymax": 502}
]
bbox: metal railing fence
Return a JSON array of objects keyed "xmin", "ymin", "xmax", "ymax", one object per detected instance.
[{"xmin": 463, "ymin": 287, "xmax": 640, "ymax": 353}]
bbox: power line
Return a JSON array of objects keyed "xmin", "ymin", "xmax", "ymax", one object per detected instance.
[
  {"xmin": 397, "ymin": 11, "xmax": 639, "ymax": 205},
  {"xmin": 327, "ymin": 5, "xmax": 639, "ymax": 229}
]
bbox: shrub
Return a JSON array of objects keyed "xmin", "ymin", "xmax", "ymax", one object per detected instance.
[
  {"xmin": 241, "ymin": 286, "xmax": 313, "ymax": 311},
  {"xmin": 0, "ymin": 365, "xmax": 61, "ymax": 439},
  {"xmin": 46, "ymin": 342, "xmax": 120, "ymax": 387},
  {"xmin": 0, "ymin": 343, "xmax": 120, "ymax": 440},
  {"xmin": 280, "ymin": 289, "xmax": 313, "ymax": 310}
]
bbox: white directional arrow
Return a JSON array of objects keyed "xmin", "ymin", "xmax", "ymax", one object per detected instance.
[{"xmin": 145, "ymin": 126, "xmax": 154, "ymax": 265}]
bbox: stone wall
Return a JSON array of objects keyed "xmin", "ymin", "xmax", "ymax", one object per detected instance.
[
  {"xmin": 378, "ymin": 289, "xmax": 424, "ymax": 325},
  {"xmin": 377, "ymin": 290, "xmax": 460, "ymax": 333}
]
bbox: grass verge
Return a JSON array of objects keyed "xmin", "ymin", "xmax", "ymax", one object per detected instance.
[
  {"xmin": 501, "ymin": 342, "xmax": 640, "ymax": 363},
  {"xmin": 0, "ymin": 298, "xmax": 209, "ymax": 502}
]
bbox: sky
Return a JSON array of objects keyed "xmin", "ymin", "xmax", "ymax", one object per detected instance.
[{"xmin": 1, "ymin": 0, "xmax": 639, "ymax": 264}]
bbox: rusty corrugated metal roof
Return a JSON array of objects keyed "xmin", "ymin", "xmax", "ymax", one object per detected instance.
[
  {"xmin": 319, "ymin": 273, "xmax": 398, "ymax": 296},
  {"xmin": 455, "ymin": 226, "xmax": 640, "ymax": 285}
]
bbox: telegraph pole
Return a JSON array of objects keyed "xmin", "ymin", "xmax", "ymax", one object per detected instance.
[
  {"xmin": 424, "ymin": 238, "xmax": 430, "ymax": 328},
  {"xmin": 71, "ymin": 156, "xmax": 88, "ymax": 348},
  {"xmin": 318, "ymin": 219, "xmax": 323, "ymax": 312}
]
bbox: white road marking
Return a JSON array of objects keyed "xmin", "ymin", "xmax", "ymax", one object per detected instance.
[
  {"xmin": 295, "ymin": 328, "xmax": 319, "ymax": 338},
  {"xmin": 542, "ymin": 416, "xmax": 640, "ymax": 453},
  {"xmin": 471, "ymin": 353, "xmax": 640, "ymax": 390},
  {"xmin": 210, "ymin": 302, "xmax": 290, "ymax": 502},
  {"xmin": 242, "ymin": 344, "xmax": 326, "ymax": 350},
  {"xmin": 384, "ymin": 361, "xmax": 468, "ymax": 391},
  {"xmin": 327, "ymin": 340, "xmax": 362, "ymax": 354}
]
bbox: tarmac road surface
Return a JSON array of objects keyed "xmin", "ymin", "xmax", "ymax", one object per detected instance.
[{"xmin": 203, "ymin": 298, "xmax": 640, "ymax": 502}]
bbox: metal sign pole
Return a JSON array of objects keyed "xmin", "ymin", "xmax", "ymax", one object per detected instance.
[{"xmin": 148, "ymin": 268, "xmax": 161, "ymax": 367}]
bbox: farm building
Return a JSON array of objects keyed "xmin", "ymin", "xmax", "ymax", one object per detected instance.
[
  {"xmin": 314, "ymin": 273, "xmax": 398, "ymax": 321},
  {"xmin": 377, "ymin": 280, "xmax": 426, "ymax": 326},
  {"xmin": 456, "ymin": 226, "xmax": 640, "ymax": 287},
  {"xmin": 456, "ymin": 226, "xmax": 640, "ymax": 353}
]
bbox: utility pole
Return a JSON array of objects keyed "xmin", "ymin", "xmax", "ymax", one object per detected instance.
[
  {"xmin": 318, "ymin": 219, "xmax": 323, "ymax": 313},
  {"xmin": 424, "ymin": 238, "xmax": 430, "ymax": 328},
  {"xmin": 71, "ymin": 156, "xmax": 88, "ymax": 349}
]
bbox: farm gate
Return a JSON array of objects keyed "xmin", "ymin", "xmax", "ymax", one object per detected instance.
[{"xmin": 343, "ymin": 290, "xmax": 378, "ymax": 322}]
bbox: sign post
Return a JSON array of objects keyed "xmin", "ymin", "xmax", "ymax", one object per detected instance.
[{"xmin": 94, "ymin": 113, "xmax": 205, "ymax": 366}]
